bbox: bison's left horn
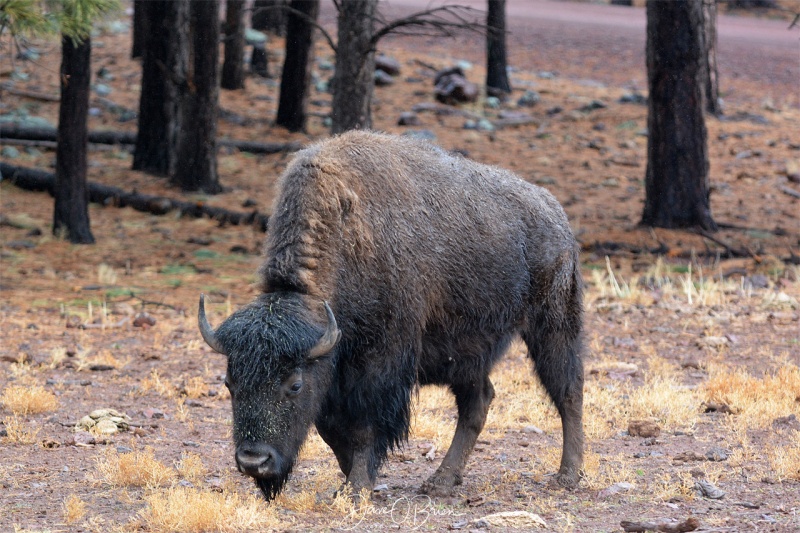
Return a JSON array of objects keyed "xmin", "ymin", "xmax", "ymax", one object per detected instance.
[
  {"xmin": 198, "ymin": 294, "xmax": 226, "ymax": 354},
  {"xmin": 308, "ymin": 301, "xmax": 341, "ymax": 359}
]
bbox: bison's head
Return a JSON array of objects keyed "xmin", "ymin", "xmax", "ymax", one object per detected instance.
[{"xmin": 198, "ymin": 293, "xmax": 340, "ymax": 500}]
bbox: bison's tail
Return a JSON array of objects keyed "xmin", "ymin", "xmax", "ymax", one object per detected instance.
[{"xmin": 521, "ymin": 251, "xmax": 584, "ymax": 417}]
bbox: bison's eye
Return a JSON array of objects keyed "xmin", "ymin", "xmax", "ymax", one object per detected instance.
[{"xmin": 288, "ymin": 380, "xmax": 303, "ymax": 395}]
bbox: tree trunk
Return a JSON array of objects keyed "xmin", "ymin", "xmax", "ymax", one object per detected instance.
[
  {"xmin": 702, "ymin": 0, "xmax": 721, "ymax": 115},
  {"xmin": 276, "ymin": 0, "xmax": 319, "ymax": 132},
  {"xmin": 331, "ymin": 0, "xmax": 377, "ymax": 133},
  {"xmin": 221, "ymin": 0, "xmax": 246, "ymax": 90},
  {"xmin": 173, "ymin": 0, "xmax": 221, "ymax": 193},
  {"xmin": 642, "ymin": 0, "xmax": 716, "ymax": 231},
  {"xmin": 133, "ymin": 0, "xmax": 188, "ymax": 176},
  {"xmin": 252, "ymin": 0, "xmax": 288, "ymax": 35},
  {"xmin": 486, "ymin": 0, "xmax": 511, "ymax": 95},
  {"xmin": 54, "ymin": 35, "xmax": 94, "ymax": 244},
  {"xmin": 131, "ymin": 0, "xmax": 147, "ymax": 59}
]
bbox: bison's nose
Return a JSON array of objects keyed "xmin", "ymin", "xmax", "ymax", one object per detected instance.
[{"xmin": 235, "ymin": 441, "xmax": 281, "ymax": 478}]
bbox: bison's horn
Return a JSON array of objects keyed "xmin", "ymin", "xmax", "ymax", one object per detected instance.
[
  {"xmin": 308, "ymin": 301, "xmax": 341, "ymax": 359},
  {"xmin": 198, "ymin": 294, "xmax": 226, "ymax": 354}
]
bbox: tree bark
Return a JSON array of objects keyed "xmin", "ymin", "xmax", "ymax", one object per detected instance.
[
  {"xmin": 54, "ymin": 35, "xmax": 94, "ymax": 244},
  {"xmin": 276, "ymin": 0, "xmax": 319, "ymax": 132},
  {"xmin": 131, "ymin": 0, "xmax": 147, "ymax": 59},
  {"xmin": 173, "ymin": 0, "xmax": 222, "ymax": 193},
  {"xmin": 486, "ymin": 0, "xmax": 511, "ymax": 95},
  {"xmin": 331, "ymin": 0, "xmax": 377, "ymax": 133},
  {"xmin": 702, "ymin": 0, "xmax": 722, "ymax": 115},
  {"xmin": 133, "ymin": 0, "xmax": 188, "ymax": 176},
  {"xmin": 641, "ymin": 0, "xmax": 716, "ymax": 231},
  {"xmin": 221, "ymin": 0, "xmax": 246, "ymax": 90},
  {"xmin": 252, "ymin": 0, "xmax": 288, "ymax": 35}
]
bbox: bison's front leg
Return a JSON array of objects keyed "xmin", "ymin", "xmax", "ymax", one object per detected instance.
[{"xmin": 420, "ymin": 377, "xmax": 495, "ymax": 497}]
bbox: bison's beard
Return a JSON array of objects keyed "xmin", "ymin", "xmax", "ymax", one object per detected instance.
[{"xmin": 254, "ymin": 469, "xmax": 292, "ymax": 501}]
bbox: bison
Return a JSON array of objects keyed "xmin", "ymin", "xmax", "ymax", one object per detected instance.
[{"xmin": 198, "ymin": 130, "xmax": 584, "ymax": 500}]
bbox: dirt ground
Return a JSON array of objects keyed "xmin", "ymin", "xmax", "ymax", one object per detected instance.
[{"xmin": 1, "ymin": 2, "xmax": 799, "ymax": 531}]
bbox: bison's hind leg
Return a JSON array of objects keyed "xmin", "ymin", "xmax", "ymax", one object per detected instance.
[
  {"xmin": 420, "ymin": 376, "xmax": 495, "ymax": 497},
  {"xmin": 523, "ymin": 301, "xmax": 584, "ymax": 488}
]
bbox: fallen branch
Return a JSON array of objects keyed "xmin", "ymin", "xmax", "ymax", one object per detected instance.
[
  {"xmin": 696, "ymin": 229, "xmax": 760, "ymax": 261},
  {"xmin": 0, "ymin": 163, "xmax": 270, "ymax": 232},
  {"xmin": 0, "ymin": 138, "xmax": 119, "ymax": 152},
  {"xmin": 0, "ymin": 125, "xmax": 302, "ymax": 155},
  {"xmin": 0, "ymin": 82, "xmax": 60, "ymax": 102},
  {"xmin": 620, "ymin": 517, "xmax": 699, "ymax": 533},
  {"xmin": 778, "ymin": 185, "xmax": 800, "ymax": 199}
]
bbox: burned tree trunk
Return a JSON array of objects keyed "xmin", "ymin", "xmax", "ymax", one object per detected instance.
[
  {"xmin": 221, "ymin": 0, "xmax": 246, "ymax": 90},
  {"xmin": 54, "ymin": 35, "xmax": 94, "ymax": 244},
  {"xmin": 641, "ymin": 0, "xmax": 716, "ymax": 231},
  {"xmin": 133, "ymin": 0, "xmax": 188, "ymax": 176},
  {"xmin": 276, "ymin": 0, "xmax": 319, "ymax": 132},
  {"xmin": 131, "ymin": 0, "xmax": 147, "ymax": 59},
  {"xmin": 173, "ymin": 0, "xmax": 221, "ymax": 193},
  {"xmin": 486, "ymin": 0, "xmax": 511, "ymax": 96},
  {"xmin": 252, "ymin": 0, "xmax": 288, "ymax": 35},
  {"xmin": 331, "ymin": 0, "xmax": 377, "ymax": 133}
]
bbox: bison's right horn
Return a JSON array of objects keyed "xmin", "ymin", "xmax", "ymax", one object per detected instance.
[
  {"xmin": 308, "ymin": 301, "xmax": 341, "ymax": 359},
  {"xmin": 198, "ymin": 294, "xmax": 226, "ymax": 354}
]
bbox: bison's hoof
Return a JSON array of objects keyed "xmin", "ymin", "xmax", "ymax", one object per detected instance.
[
  {"xmin": 554, "ymin": 467, "xmax": 582, "ymax": 489},
  {"xmin": 419, "ymin": 472, "xmax": 461, "ymax": 497}
]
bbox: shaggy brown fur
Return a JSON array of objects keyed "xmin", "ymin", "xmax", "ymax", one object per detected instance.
[{"xmin": 202, "ymin": 130, "xmax": 584, "ymax": 500}]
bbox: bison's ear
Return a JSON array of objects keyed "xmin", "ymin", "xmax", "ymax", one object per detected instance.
[
  {"xmin": 308, "ymin": 301, "xmax": 341, "ymax": 360},
  {"xmin": 198, "ymin": 294, "xmax": 226, "ymax": 355}
]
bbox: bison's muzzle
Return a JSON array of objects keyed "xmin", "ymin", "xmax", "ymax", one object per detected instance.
[{"xmin": 235, "ymin": 440, "xmax": 283, "ymax": 478}]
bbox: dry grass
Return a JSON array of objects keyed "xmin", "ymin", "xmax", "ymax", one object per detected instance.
[
  {"xmin": 95, "ymin": 446, "xmax": 176, "ymax": 488},
  {"xmin": 1, "ymin": 415, "xmax": 41, "ymax": 445},
  {"xmin": 182, "ymin": 376, "xmax": 208, "ymax": 399},
  {"xmin": 703, "ymin": 362, "xmax": 800, "ymax": 429},
  {"xmin": 0, "ymin": 384, "xmax": 58, "ymax": 415},
  {"xmin": 138, "ymin": 486, "xmax": 280, "ymax": 533},
  {"xmin": 62, "ymin": 494, "xmax": 88, "ymax": 524},
  {"xmin": 582, "ymin": 450, "xmax": 637, "ymax": 490},
  {"xmin": 139, "ymin": 369, "xmax": 178, "ymax": 398},
  {"xmin": 176, "ymin": 453, "xmax": 206, "ymax": 484},
  {"xmin": 768, "ymin": 432, "xmax": 800, "ymax": 481}
]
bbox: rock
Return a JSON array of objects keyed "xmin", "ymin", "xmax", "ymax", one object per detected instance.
[
  {"xmin": 375, "ymin": 54, "xmax": 400, "ymax": 76},
  {"xmin": 772, "ymin": 414, "xmax": 800, "ymax": 431},
  {"xmin": 517, "ymin": 90, "xmax": 541, "ymax": 107},
  {"xmin": 1, "ymin": 146, "xmax": 20, "ymax": 159},
  {"xmin": 374, "ymin": 69, "xmax": 394, "ymax": 86},
  {"xmin": 245, "ymin": 28, "xmax": 268, "ymax": 46},
  {"xmin": 95, "ymin": 418, "xmax": 119, "ymax": 435},
  {"xmin": 143, "ymin": 408, "xmax": 166, "ymax": 419},
  {"xmin": 397, "ymin": 112, "xmax": 420, "ymax": 126},
  {"xmin": 402, "ymin": 129, "xmax": 437, "ymax": 142},
  {"xmin": 485, "ymin": 96, "xmax": 501, "ymax": 109},
  {"xmin": 93, "ymin": 84, "xmax": 112, "ymax": 97},
  {"xmin": 628, "ymin": 419, "xmax": 661, "ymax": 438},
  {"xmin": 133, "ymin": 312, "xmax": 156, "ymax": 328},
  {"xmin": 705, "ymin": 447, "xmax": 729, "ymax": 462},
  {"xmin": 598, "ymin": 482, "xmax": 634, "ymax": 499},
  {"xmin": 522, "ymin": 425, "xmax": 543, "ymax": 434},
  {"xmin": 619, "ymin": 92, "xmax": 647, "ymax": 105},
  {"xmin": 673, "ymin": 451, "xmax": 706, "ymax": 463},
  {"xmin": 579, "ymin": 100, "xmax": 606, "ymax": 112},
  {"xmin": 696, "ymin": 336, "xmax": 729, "ymax": 349},
  {"xmin": 434, "ymin": 67, "xmax": 478, "ymax": 105},
  {"xmin": 538, "ymin": 71, "xmax": 555, "ymax": 79},
  {"xmin": 695, "ymin": 480, "xmax": 725, "ymax": 499},
  {"xmin": 472, "ymin": 511, "xmax": 547, "ymax": 529}
]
